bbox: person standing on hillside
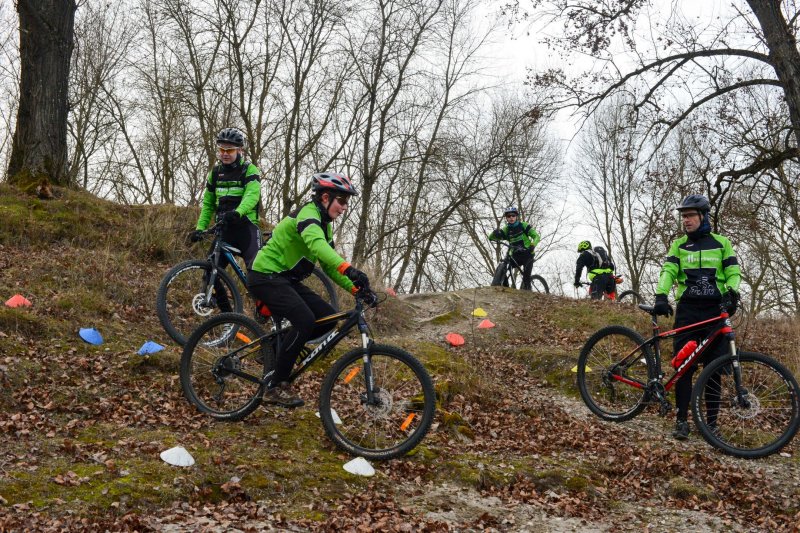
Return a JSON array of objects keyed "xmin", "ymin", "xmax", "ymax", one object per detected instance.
[
  {"xmin": 489, "ymin": 206, "xmax": 541, "ymax": 290},
  {"xmin": 187, "ymin": 127, "xmax": 262, "ymax": 312},
  {"xmin": 573, "ymin": 241, "xmax": 616, "ymax": 299},
  {"xmin": 652, "ymin": 194, "xmax": 741, "ymax": 440},
  {"xmin": 247, "ymin": 172, "xmax": 373, "ymax": 408}
]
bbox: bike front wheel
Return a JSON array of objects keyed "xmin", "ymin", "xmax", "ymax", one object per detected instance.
[
  {"xmin": 692, "ymin": 351, "xmax": 800, "ymax": 458},
  {"xmin": 491, "ymin": 262, "xmax": 510, "ymax": 287},
  {"xmin": 180, "ymin": 313, "xmax": 274, "ymax": 421},
  {"xmin": 617, "ymin": 290, "xmax": 643, "ymax": 304},
  {"xmin": 577, "ymin": 326, "xmax": 654, "ymax": 421},
  {"xmin": 157, "ymin": 260, "xmax": 244, "ymax": 345},
  {"xmin": 319, "ymin": 345, "xmax": 436, "ymax": 460}
]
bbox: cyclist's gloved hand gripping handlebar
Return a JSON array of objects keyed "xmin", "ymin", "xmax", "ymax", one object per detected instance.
[
  {"xmin": 188, "ymin": 229, "xmax": 204, "ymax": 243},
  {"xmin": 344, "ymin": 266, "xmax": 370, "ymax": 291}
]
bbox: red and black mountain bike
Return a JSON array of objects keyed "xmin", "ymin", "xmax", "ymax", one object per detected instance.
[{"xmin": 576, "ymin": 302, "xmax": 800, "ymax": 458}]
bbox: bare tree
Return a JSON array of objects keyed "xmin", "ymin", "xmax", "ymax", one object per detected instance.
[
  {"xmin": 8, "ymin": 0, "xmax": 77, "ymax": 189},
  {"xmin": 512, "ymin": 0, "xmax": 800, "ymax": 180}
]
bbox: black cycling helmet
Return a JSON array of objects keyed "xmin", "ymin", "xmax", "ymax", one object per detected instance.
[
  {"xmin": 311, "ymin": 172, "xmax": 359, "ymax": 196},
  {"xmin": 503, "ymin": 206, "xmax": 519, "ymax": 216},
  {"xmin": 675, "ymin": 194, "xmax": 710, "ymax": 213},
  {"xmin": 216, "ymin": 127, "xmax": 245, "ymax": 147},
  {"xmin": 577, "ymin": 240, "xmax": 592, "ymax": 252}
]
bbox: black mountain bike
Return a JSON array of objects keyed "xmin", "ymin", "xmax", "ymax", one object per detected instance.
[
  {"xmin": 156, "ymin": 223, "xmax": 338, "ymax": 345},
  {"xmin": 491, "ymin": 242, "xmax": 549, "ymax": 293},
  {"xmin": 576, "ymin": 302, "xmax": 800, "ymax": 458},
  {"xmin": 179, "ymin": 292, "xmax": 436, "ymax": 460}
]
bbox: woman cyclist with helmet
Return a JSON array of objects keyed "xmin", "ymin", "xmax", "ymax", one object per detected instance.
[
  {"xmin": 188, "ymin": 128, "xmax": 262, "ymax": 311},
  {"xmin": 247, "ymin": 172, "xmax": 372, "ymax": 408},
  {"xmin": 488, "ymin": 206, "xmax": 541, "ymax": 290}
]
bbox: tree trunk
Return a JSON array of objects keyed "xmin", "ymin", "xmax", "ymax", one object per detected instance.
[
  {"xmin": 7, "ymin": 0, "xmax": 77, "ymax": 190},
  {"xmin": 746, "ymin": 0, "xmax": 800, "ymax": 148}
]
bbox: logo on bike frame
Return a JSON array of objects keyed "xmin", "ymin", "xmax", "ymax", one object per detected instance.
[
  {"xmin": 675, "ymin": 336, "xmax": 711, "ymax": 374},
  {"xmin": 299, "ymin": 329, "xmax": 338, "ymax": 367}
]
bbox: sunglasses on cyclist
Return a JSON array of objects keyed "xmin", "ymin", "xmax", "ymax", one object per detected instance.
[
  {"xmin": 334, "ymin": 196, "xmax": 350, "ymax": 206},
  {"xmin": 505, "ymin": 213, "xmax": 517, "ymax": 219},
  {"xmin": 217, "ymin": 146, "xmax": 239, "ymax": 155}
]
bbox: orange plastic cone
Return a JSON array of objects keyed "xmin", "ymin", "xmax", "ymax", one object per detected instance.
[
  {"xmin": 477, "ymin": 319, "xmax": 495, "ymax": 329},
  {"xmin": 5, "ymin": 294, "xmax": 32, "ymax": 308},
  {"xmin": 445, "ymin": 333, "xmax": 465, "ymax": 346}
]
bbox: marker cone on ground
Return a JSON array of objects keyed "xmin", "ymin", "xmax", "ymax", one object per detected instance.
[
  {"xmin": 5, "ymin": 294, "xmax": 32, "ymax": 308},
  {"xmin": 138, "ymin": 341, "xmax": 164, "ymax": 356},
  {"xmin": 477, "ymin": 319, "xmax": 495, "ymax": 329},
  {"xmin": 79, "ymin": 328, "xmax": 103, "ymax": 345},
  {"xmin": 471, "ymin": 308, "xmax": 487, "ymax": 317},
  {"xmin": 160, "ymin": 446, "xmax": 195, "ymax": 467},
  {"xmin": 343, "ymin": 457, "xmax": 375, "ymax": 477},
  {"xmin": 445, "ymin": 333, "xmax": 465, "ymax": 346}
]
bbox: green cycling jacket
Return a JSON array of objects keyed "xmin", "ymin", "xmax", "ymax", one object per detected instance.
[
  {"xmin": 656, "ymin": 232, "xmax": 741, "ymax": 301},
  {"xmin": 196, "ymin": 160, "xmax": 261, "ymax": 230},
  {"xmin": 488, "ymin": 221, "xmax": 541, "ymax": 249},
  {"xmin": 251, "ymin": 200, "xmax": 354, "ymax": 292}
]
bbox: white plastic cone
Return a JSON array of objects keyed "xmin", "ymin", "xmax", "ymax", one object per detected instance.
[
  {"xmin": 160, "ymin": 446, "xmax": 195, "ymax": 467},
  {"xmin": 343, "ymin": 457, "xmax": 375, "ymax": 477},
  {"xmin": 315, "ymin": 409, "xmax": 342, "ymax": 425}
]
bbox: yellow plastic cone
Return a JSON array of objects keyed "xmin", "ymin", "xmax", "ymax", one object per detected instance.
[{"xmin": 472, "ymin": 308, "xmax": 487, "ymax": 317}]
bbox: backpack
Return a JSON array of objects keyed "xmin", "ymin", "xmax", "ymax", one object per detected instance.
[{"xmin": 590, "ymin": 246, "xmax": 615, "ymax": 271}]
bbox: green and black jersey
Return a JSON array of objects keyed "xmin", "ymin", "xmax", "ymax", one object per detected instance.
[
  {"xmin": 251, "ymin": 200, "xmax": 354, "ymax": 292},
  {"xmin": 196, "ymin": 159, "xmax": 261, "ymax": 230},
  {"xmin": 656, "ymin": 232, "xmax": 741, "ymax": 302},
  {"xmin": 488, "ymin": 221, "xmax": 541, "ymax": 249}
]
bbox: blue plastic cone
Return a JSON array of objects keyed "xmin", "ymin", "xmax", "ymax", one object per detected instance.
[
  {"xmin": 78, "ymin": 328, "xmax": 103, "ymax": 345},
  {"xmin": 138, "ymin": 340, "xmax": 164, "ymax": 356}
]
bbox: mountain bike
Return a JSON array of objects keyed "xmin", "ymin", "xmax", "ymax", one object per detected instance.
[
  {"xmin": 576, "ymin": 302, "xmax": 800, "ymax": 458},
  {"xmin": 156, "ymin": 222, "xmax": 338, "ymax": 345},
  {"xmin": 179, "ymin": 292, "xmax": 436, "ymax": 460},
  {"xmin": 577, "ymin": 277, "xmax": 643, "ymax": 303},
  {"xmin": 491, "ymin": 242, "xmax": 549, "ymax": 293}
]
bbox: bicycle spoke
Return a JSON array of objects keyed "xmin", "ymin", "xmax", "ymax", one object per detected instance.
[
  {"xmin": 180, "ymin": 314, "xmax": 269, "ymax": 421},
  {"xmin": 320, "ymin": 346, "xmax": 435, "ymax": 460},
  {"xmin": 578, "ymin": 326, "xmax": 651, "ymax": 421},
  {"xmin": 694, "ymin": 353, "xmax": 800, "ymax": 458}
]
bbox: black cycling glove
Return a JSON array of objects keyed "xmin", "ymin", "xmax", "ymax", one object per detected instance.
[
  {"xmin": 653, "ymin": 294, "xmax": 674, "ymax": 317},
  {"xmin": 222, "ymin": 210, "xmax": 242, "ymax": 223},
  {"xmin": 188, "ymin": 229, "xmax": 204, "ymax": 243},
  {"xmin": 344, "ymin": 266, "xmax": 370, "ymax": 290}
]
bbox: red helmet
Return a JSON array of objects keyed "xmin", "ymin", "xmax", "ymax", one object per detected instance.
[{"xmin": 311, "ymin": 172, "xmax": 359, "ymax": 196}]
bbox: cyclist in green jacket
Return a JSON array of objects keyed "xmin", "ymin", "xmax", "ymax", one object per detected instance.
[
  {"xmin": 247, "ymin": 172, "xmax": 372, "ymax": 408},
  {"xmin": 652, "ymin": 194, "xmax": 741, "ymax": 440},
  {"xmin": 489, "ymin": 207, "xmax": 541, "ymax": 290},
  {"xmin": 188, "ymin": 128, "xmax": 262, "ymax": 312}
]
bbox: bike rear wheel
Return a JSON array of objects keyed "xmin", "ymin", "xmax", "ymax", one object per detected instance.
[
  {"xmin": 577, "ymin": 326, "xmax": 654, "ymax": 421},
  {"xmin": 157, "ymin": 260, "xmax": 244, "ymax": 346},
  {"xmin": 692, "ymin": 351, "xmax": 800, "ymax": 458},
  {"xmin": 529, "ymin": 274, "xmax": 549, "ymax": 294},
  {"xmin": 617, "ymin": 290, "xmax": 643, "ymax": 304},
  {"xmin": 319, "ymin": 345, "xmax": 436, "ymax": 460},
  {"xmin": 306, "ymin": 267, "xmax": 340, "ymax": 313},
  {"xmin": 180, "ymin": 313, "xmax": 274, "ymax": 421}
]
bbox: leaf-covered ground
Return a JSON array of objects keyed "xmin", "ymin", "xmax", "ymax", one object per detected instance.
[{"xmin": 0, "ymin": 186, "xmax": 798, "ymax": 531}]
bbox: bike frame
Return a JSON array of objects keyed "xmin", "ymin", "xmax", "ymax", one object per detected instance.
[
  {"xmin": 214, "ymin": 300, "xmax": 377, "ymax": 399},
  {"xmin": 612, "ymin": 308, "xmax": 737, "ymax": 392},
  {"xmin": 201, "ymin": 224, "xmax": 246, "ymax": 306}
]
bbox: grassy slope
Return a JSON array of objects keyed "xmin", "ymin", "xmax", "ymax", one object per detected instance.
[{"xmin": 0, "ymin": 184, "xmax": 798, "ymax": 531}]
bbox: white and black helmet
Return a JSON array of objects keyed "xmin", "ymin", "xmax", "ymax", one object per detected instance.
[{"xmin": 216, "ymin": 127, "xmax": 245, "ymax": 147}]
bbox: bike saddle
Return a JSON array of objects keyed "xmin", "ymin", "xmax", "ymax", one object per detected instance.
[{"xmin": 638, "ymin": 304, "xmax": 655, "ymax": 314}]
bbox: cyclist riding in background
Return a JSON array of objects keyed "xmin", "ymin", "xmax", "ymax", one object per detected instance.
[
  {"xmin": 652, "ymin": 194, "xmax": 741, "ymax": 441},
  {"xmin": 574, "ymin": 241, "xmax": 616, "ymax": 299},
  {"xmin": 488, "ymin": 206, "xmax": 541, "ymax": 290},
  {"xmin": 247, "ymin": 172, "xmax": 372, "ymax": 408},
  {"xmin": 187, "ymin": 128, "xmax": 262, "ymax": 311}
]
